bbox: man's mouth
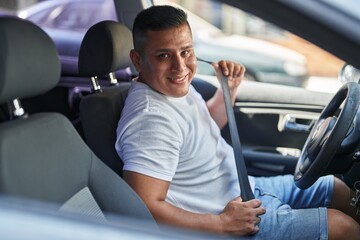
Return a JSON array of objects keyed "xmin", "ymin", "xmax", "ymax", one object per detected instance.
[{"xmin": 169, "ymin": 74, "xmax": 188, "ymax": 84}]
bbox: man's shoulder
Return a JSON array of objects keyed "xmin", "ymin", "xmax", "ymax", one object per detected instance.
[
  {"xmin": 121, "ymin": 81, "xmax": 174, "ymax": 122},
  {"xmin": 127, "ymin": 81, "xmax": 165, "ymax": 102},
  {"xmin": 128, "ymin": 82, "xmax": 169, "ymax": 108}
]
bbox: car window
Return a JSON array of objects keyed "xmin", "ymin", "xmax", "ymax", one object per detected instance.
[
  {"xmin": 53, "ymin": 2, "xmax": 117, "ymax": 32},
  {"xmin": 155, "ymin": 0, "xmax": 345, "ymax": 93},
  {"xmin": 25, "ymin": 6, "xmax": 64, "ymax": 25},
  {"xmin": 0, "ymin": 0, "xmax": 348, "ymax": 93},
  {"xmin": 12, "ymin": 0, "xmax": 121, "ymax": 75},
  {"xmin": 23, "ymin": 2, "xmax": 117, "ymax": 32}
]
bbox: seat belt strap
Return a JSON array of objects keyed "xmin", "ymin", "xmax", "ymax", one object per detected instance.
[
  {"xmin": 219, "ymin": 70, "xmax": 255, "ymax": 201},
  {"xmin": 197, "ymin": 58, "xmax": 254, "ymax": 201}
]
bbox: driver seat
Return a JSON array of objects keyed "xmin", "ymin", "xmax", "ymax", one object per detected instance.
[{"xmin": 0, "ymin": 16, "xmax": 155, "ymax": 224}]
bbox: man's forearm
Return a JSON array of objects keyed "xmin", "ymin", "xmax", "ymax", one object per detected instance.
[
  {"xmin": 123, "ymin": 171, "xmax": 224, "ymax": 234},
  {"xmin": 150, "ymin": 199, "xmax": 223, "ymax": 234},
  {"xmin": 206, "ymin": 88, "xmax": 237, "ymax": 129}
]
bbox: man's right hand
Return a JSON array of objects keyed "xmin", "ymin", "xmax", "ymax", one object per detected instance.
[
  {"xmin": 219, "ymin": 196, "xmax": 266, "ymax": 236},
  {"xmin": 124, "ymin": 171, "xmax": 266, "ymax": 236}
]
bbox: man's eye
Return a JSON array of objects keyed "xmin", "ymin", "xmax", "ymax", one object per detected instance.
[
  {"xmin": 158, "ymin": 53, "xmax": 169, "ymax": 59},
  {"xmin": 182, "ymin": 50, "xmax": 191, "ymax": 56}
]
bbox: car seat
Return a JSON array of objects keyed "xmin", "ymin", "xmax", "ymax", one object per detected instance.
[
  {"xmin": 0, "ymin": 16, "xmax": 155, "ymax": 225},
  {"xmin": 78, "ymin": 21, "xmax": 133, "ymax": 176}
]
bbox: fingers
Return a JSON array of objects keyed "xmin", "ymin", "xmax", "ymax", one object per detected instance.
[
  {"xmin": 248, "ymin": 217, "xmax": 261, "ymax": 235},
  {"xmin": 213, "ymin": 60, "xmax": 245, "ymax": 78},
  {"xmin": 246, "ymin": 199, "xmax": 266, "ymax": 217},
  {"xmin": 246, "ymin": 200, "xmax": 265, "ymax": 235},
  {"xmin": 237, "ymin": 198, "xmax": 266, "ymax": 229},
  {"xmin": 212, "ymin": 60, "xmax": 245, "ymax": 90},
  {"xmin": 231, "ymin": 197, "xmax": 264, "ymax": 213},
  {"xmin": 220, "ymin": 197, "xmax": 265, "ymax": 235},
  {"xmin": 254, "ymin": 215, "xmax": 262, "ymax": 225}
]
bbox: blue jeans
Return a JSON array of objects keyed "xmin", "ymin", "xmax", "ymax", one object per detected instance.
[{"xmin": 248, "ymin": 174, "xmax": 334, "ymax": 240}]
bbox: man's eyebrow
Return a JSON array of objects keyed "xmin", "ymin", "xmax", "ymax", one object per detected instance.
[
  {"xmin": 154, "ymin": 45, "xmax": 193, "ymax": 53},
  {"xmin": 181, "ymin": 44, "xmax": 193, "ymax": 50},
  {"xmin": 154, "ymin": 48, "xmax": 171, "ymax": 53}
]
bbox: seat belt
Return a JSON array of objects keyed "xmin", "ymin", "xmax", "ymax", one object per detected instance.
[{"xmin": 197, "ymin": 58, "xmax": 255, "ymax": 201}]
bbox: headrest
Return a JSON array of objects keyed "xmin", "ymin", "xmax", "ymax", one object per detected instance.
[
  {"xmin": 0, "ymin": 16, "xmax": 60, "ymax": 103},
  {"xmin": 78, "ymin": 21, "xmax": 133, "ymax": 77}
]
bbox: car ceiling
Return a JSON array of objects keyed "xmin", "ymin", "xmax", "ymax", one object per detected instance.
[{"xmin": 221, "ymin": 0, "xmax": 360, "ymax": 70}]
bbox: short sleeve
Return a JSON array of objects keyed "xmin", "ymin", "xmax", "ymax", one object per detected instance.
[{"xmin": 117, "ymin": 109, "xmax": 182, "ymax": 181}]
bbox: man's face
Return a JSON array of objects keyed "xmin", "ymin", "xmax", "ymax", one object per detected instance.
[{"xmin": 131, "ymin": 23, "xmax": 197, "ymax": 97}]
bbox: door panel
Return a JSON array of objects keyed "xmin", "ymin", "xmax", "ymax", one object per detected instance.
[
  {"xmin": 229, "ymin": 104, "xmax": 320, "ymax": 176},
  {"xmin": 234, "ymin": 81, "xmax": 332, "ymax": 176},
  {"xmin": 193, "ymin": 77, "xmax": 335, "ymax": 176}
]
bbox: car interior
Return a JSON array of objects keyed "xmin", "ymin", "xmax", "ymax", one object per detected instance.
[
  {"xmin": 0, "ymin": 15, "xmax": 155, "ymax": 227},
  {"xmin": 0, "ymin": 2, "xmax": 229, "ymax": 231},
  {"xmin": 0, "ymin": 0, "xmax": 360, "ymax": 237}
]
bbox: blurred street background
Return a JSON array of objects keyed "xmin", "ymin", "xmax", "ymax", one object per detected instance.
[{"xmin": 1, "ymin": 0, "xmax": 344, "ymax": 93}]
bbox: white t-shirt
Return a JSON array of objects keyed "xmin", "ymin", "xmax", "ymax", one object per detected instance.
[{"xmin": 116, "ymin": 81, "xmax": 254, "ymax": 214}]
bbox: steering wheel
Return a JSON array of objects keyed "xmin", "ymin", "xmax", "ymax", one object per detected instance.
[{"xmin": 294, "ymin": 82, "xmax": 360, "ymax": 189}]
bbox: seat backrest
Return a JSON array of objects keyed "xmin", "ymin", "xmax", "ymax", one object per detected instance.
[
  {"xmin": 78, "ymin": 21, "xmax": 133, "ymax": 176},
  {"xmin": 0, "ymin": 16, "xmax": 155, "ymax": 225},
  {"xmin": 80, "ymin": 83, "xmax": 130, "ymax": 176}
]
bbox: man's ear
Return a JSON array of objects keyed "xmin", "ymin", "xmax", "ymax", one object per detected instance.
[{"xmin": 130, "ymin": 49, "xmax": 142, "ymax": 72}]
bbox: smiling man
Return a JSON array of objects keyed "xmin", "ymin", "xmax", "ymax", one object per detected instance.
[
  {"xmin": 116, "ymin": 5, "xmax": 360, "ymax": 239},
  {"xmin": 130, "ymin": 23, "xmax": 195, "ymax": 97}
]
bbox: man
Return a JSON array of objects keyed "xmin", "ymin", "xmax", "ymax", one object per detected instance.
[{"xmin": 116, "ymin": 5, "xmax": 360, "ymax": 239}]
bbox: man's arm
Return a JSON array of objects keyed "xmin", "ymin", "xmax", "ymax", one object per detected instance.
[
  {"xmin": 206, "ymin": 60, "xmax": 245, "ymax": 129},
  {"xmin": 123, "ymin": 170, "xmax": 265, "ymax": 236}
]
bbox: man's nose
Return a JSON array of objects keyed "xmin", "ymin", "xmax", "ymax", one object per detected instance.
[{"xmin": 171, "ymin": 55, "xmax": 186, "ymax": 72}]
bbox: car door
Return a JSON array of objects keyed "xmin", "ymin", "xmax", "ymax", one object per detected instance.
[
  {"xmin": 233, "ymin": 81, "xmax": 333, "ymax": 177},
  {"xmin": 192, "ymin": 75, "xmax": 334, "ymax": 177}
]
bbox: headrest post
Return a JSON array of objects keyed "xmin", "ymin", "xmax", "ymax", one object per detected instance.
[
  {"xmin": 8, "ymin": 98, "xmax": 28, "ymax": 119},
  {"xmin": 109, "ymin": 72, "xmax": 118, "ymax": 86},
  {"xmin": 90, "ymin": 76, "xmax": 102, "ymax": 93}
]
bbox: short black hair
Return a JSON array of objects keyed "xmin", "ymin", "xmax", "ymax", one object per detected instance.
[{"xmin": 132, "ymin": 5, "xmax": 190, "ymax": 53}]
